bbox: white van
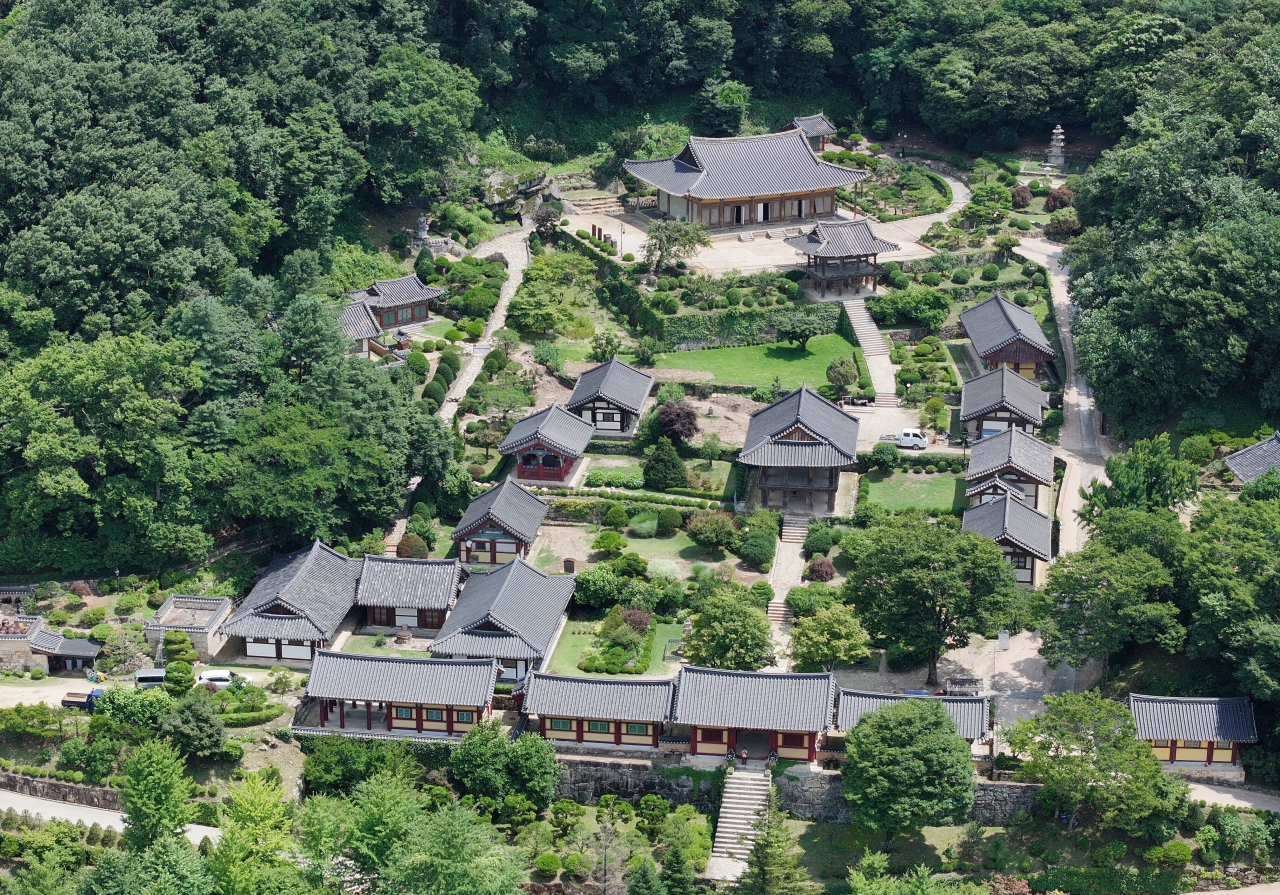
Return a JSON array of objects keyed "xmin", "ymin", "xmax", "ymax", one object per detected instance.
[
  {"xmin": 134, "ymin": 668, "xmax": 166, "ymax": 689},
  {"xmin": 896, "ymin": 428, "xmax": 930, "ymax": 451}
]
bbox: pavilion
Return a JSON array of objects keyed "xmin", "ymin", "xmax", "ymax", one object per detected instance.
[
  {"xmin": 784, "ymin": 220, "xmax": 900, "ymax": 296},
  {"xmin": 623, "ymin": 130, "xmax": 866, "ymax": 229}
]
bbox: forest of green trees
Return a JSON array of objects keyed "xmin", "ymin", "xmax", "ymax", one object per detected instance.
[{"xmin": 1, "ymin": 0, "xmax": 1279, "ymax": 573}]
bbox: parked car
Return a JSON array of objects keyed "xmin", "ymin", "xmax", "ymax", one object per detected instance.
[
  {"xmin": 895, "ymin": 428, "xmax": 929, "ymax": 450},
  {"xmin": 134, "ymin": 668, "xmax": 166, "ymax": 689},
  {"xmin": 60, "ymin": 688, "xmax": 104, "ymax": 711},
  {"xmin": 196, "ymin": 669, "xmax": 243, "ymax": 691}
]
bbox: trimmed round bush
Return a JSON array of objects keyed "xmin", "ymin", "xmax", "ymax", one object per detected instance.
[
  {"xmin": 656, "ymin": 507, "xmax": 683, "ymax": 535},
  {"xmin": 604, "ymin": 504, "xmax": 630, "ymax": 528},
  {"xmin": 535, "ymin": 853, "xmax": 562, "ymax": 876},
  {"xmin": 912, "ymin": 465, "xmax": 923, "ymax": 474},
  {"xmin": 921, "ymin": 271, "xmax": 942, "ymax": 286},
  {"xmin": 742, "ymin": 296, "xmax": 756, "ymax": 307},
  {"xmin": 1032, "ymin": 272, "xmax": 1047, "ymax": 287},
  {"xmin": 925, "ymin": 464, "xmax": 937, "ymax": 474},
  {"xmin": 980, "ymin": 263, "xmax": 1000, "ymax": 281},
  {"xmin": 950, "ymin": 462, "xmax": 963, "ymax": 474},
  {"xmin": 725, "ymin": 288, "xmax": 744, "ymax": 306},
  {"xmin": 806, "ymin": 556, "xmax": 835, "ymax": 582},
  {"xmin": 951, "ymin": 268, "xmax": 970, "ymax": 285},
  {"xmin": 622, "ymin": 253, "xmax": 635, "ymax": 262}
]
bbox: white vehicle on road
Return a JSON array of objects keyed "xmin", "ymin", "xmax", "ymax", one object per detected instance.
[
  {"xmin": 895, "ymin": 428, "xmax": 930, "ymax": 450},
  {"xmin": 196, "ymin": 669, "xmax": 243, "ymax": 690}
]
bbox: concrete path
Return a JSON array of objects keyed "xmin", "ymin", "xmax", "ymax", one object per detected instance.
[
  {"xmin": 0, "ymin": 789, "xmax": 221, "ymax": 846},
  {"xmin": 868, "ymin": 172, "xmax": 971, "ymax": 246},
  {"xmin": 763, "ymin": 541, "xmax": 806, "ymax": 671},
  {"xmin": 438, "ymin": 227, "xmax": 532, "ymax": 421},
  {"xmin": 1016, "ymin": 239, "xmax": 1111, "ymax": 554},
  {"xmin": 1188, "ymin": 783, "xmax": 1280, "ymax": 812}
]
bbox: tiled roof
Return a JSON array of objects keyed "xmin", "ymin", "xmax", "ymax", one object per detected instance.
[
  {"xmin": 431, "ymin": 558, "xmax": 573, "ymax": 661},
  {"xmin": 452, "ymin": 479, "xmax": 549, "ymax": 544},
  {"xmin": 960, "ymin": 367, "xmax": 1048, "ymax": 424},
  {"xmin": 966, "ymin": 428, "xmax": 1053, "ymax": 485},
  {"xmin": 355, "ymin": 555, "xmax": 461, "ymax": 610},
  {"xmin": 835, "ymin": 690, "xmax": 990, "ymax": 740},
  {"xmin": 347, "ymin": 274, "xmax": 445, "ymax": 311},
  {"xmin": 144, "ymin": 596, "xmax": 233, "ymax": 633},
  {"xmin": 739, "ymin": 385, "xmax": 860, "ymax": 468},
  {"xmin": 670, "ymin": 667, "xmax": 835, "ymax": 732},
  {"xmin": 1128, "ymin": 694, "xmax": 1257, "ymax": 743},
  {"xmin": 784, "ymin": 220, "xmax": 900, "ymax": 258},
  {"xmin": 623, "ymin": 131, "xmax": 867, "ymax": 200},
  {"xmin": 959, "ymin": 294, "xmax": 1054, "ymax": 360},
  {"xmin": 306, "ymin": 650, "xmax": 499, "ymax": 707},
  {"xmin": 342, "ymin": 301, "xmax": 383, "ymax": 342},
  {"xmin": 519, "ymin": 672, "xmax": 675, "ymax": 723},
  {"xmin": 498, "ymin": 404, "xmax": 595, "ymax": 458},
  {"xmin": 964, "ymin": 477, "xmax": 1027, "ymax": 501},
  {"xmin": 220, "ymin": 541, "xmax": 362, "ymax": 641},
  {"xmin": 962, "ymin": 495, "xmax": 1052, "ymax": 560},
  {"xmin": 29, "ymin": 625, "xmax": 102, "ymax": 658},
  {"xmin": 566, "ymin": 358, "xmax": 654, "ymax": 415},
  {"xmin": 789, "ymin": 112, "xmax": 838, "ymax": 138},
  {"xmin": 1225, "ymin": 432, "xmax": 1280, "ymax": 483},
  {"xmin": 0, "ymin": 615, "xmax": 41, "ymax": 641}
]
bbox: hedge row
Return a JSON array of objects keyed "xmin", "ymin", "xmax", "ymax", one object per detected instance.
[
  {"xmin": 548, "ymin": 499, "xmax": 711, "ymax": 523},
  {"xmin": 293, "ymin": 732, "xmax": 454, "ymax": 770},
  {"xmin": 1028, "ymin": 867, "xmax": 1187, "ymax": 895},
  {"xmin": 221, "ymin": 704, "xmax": 287, "ymax": 727},
  {"xmin": 535, "ymin": 488, "xmax": 721, "ymax": 509},
  {"xmin": 663, "ymin": 303, "xmax": 842, "ymax": 349}
]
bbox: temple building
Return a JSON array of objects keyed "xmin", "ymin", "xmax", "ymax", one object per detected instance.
[
  {"xmin": 960, "ymin": 367, "xmax": 1049, "ymax": 440},
  {"xmin": 836, "ymin": 690, "xmax": 993, "ymax": 755},
  {"xmin": 517, "ymin": 672, "xmax": 674, "ymax": 749},
  {"xmin": 670, "ymin": 666, "xmax": 835, "ymax": 761},
  {"xmin": 296, "ymin": 651, "xmax": 499, "ymax": 739},
  {"xmin": 965, "ymin": 427, "xmax": 1054, "ymax": 511},
  {"xmin": 1225, "ymin": 431, "xmax": 1280, "ymax": 483},
  {"xmin": 782, "ymin": 112, "xmax": 839, "ymax": 151},
  {"xmin": 623, "ymin": 131, "xmax": 866, "ymax": 228},
  {"xmin": 430, "ymin": 558, "xmax": 574, "ymax": 681},
  {"xmin": 565, "ymin": 358, "xmax": 654, "ymax": 437},
  {"xmin": 354, "ymin": 555, "xmax": 460, "ymax": 634},
  {"xmin": 499, "ymin": 404, "xmax": 596, "ymax": 483},
  {"xmin": 959, "ymin": 294, "xmax": 1056, "ymax": 379},
  {"xmin": 740, "ymin": 385, "xmax": 859, "ymax": 514},
  {"xmin": 144, "ymin": 596, "xmax": 233, "ymax": 663},
  {"xmin": 785, "ymin": 220, "xmax": 900, "ymax": 297},
  {"xmin": 961, "ymin": 494, "xmax": 1052, "ymax": 587},
  {"xmin": 451, "ymin": 479, "xmax": 549, "ymax": 566},
  {"xmin": 347, "ymin": 274, "xmax": 443, "ymax": 330},
  {"xmin": 341, "ymin": 301, "xmax": 386, "ymax": 360},
  {"xmin": 1128, "ymin": 694, "xmax": 1256, "ymax": 783}
]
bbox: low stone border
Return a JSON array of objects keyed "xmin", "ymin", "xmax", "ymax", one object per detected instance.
[{"xmin": 0, "ymin": 771, "xmax": 121, "ymax": 811}]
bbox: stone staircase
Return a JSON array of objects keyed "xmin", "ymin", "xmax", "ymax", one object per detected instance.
[
  {"xmin": 780, "ymin": 516, "xmax": 809, "ymax": 544},
  {"xmin": 765, "ymin": 228, "xmax": 787, "ymax": 239},
  {"xmin": 843, "ymin": 298, "xmax": 888, "ymax": 356},
  {"xmin": 738, "ymin": 231, "xmax": 755, "ymax": 242},
  {"xmin": 711, "ymin": 769, "xmax": 772, "ymax": 860},
  {"xmin": 570, "ymin": 195, "xmax": 624, "ymax": 215},
  {"xmin": 766, "ymin": 599, "xmax": 792, "ymax": 627}
]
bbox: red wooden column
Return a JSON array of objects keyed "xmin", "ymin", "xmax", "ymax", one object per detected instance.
[
  {"xmin": 446, "ymin": 706, "xmax": 454, "ymax": 735},
  {"xmin": 416, "ymin": 705, "xmax": 423, "ymax": 733},
  {"xmin": 386, "ymin": 703, "xmax": 392, "ymax": 732},
  {"xmin": 689, "ymin": 725, "xmax": 698, "ymax": 755},
  {"xmin": 366, "ymin": 702, "xmax": 372, "ymax": 731},
  {"xmin": 652, "ymin": 725, "xmax": 658, "ymax": 748},
  {"xmin": 1169, "ymin": 740, "xmax": 1178, "ymax": 762},
  {"xmin": 769, "ymin": 731, "xmax": 777, "ymax": 755},
  {"xmin": 807, "ymin": 733, "xmax": 816, "ymax": 762},
  {"xmin": 320, "ymin": 702, "xmax": 328, "ymax": 725},
  {"xmin": 615, "ymin": 721, "xmax": 622, "ymax": 746},
  {"xmin": 339, "ymin": 701, "xmax": 345, "ymax": 728},
  {"xmin": 576, "ymin": 719, "xmax": 584, "ymax": 743},
  {"xmin": 727, "ymin": 729, "xmax": 737, "ymax": 754},
  {"xmin": 1206, "ymin": 742, "xmax": 1214, "ymax": 765}
]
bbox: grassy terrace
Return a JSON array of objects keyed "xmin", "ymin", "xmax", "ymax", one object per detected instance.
[
  {"xmin": 653, "ymin": 334, "xmax": 861, "ymax": 390},
  {"xmin": 862, "ymin": 469, "xmax": 967, "ymax": 513},
  {"xmin": 546, "ymin": 621, "xmax": 685, "ymax": 678}
]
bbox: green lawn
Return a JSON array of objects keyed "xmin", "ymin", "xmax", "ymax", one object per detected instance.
[
  {"xmin": 654, "ymin": 334, "xmax": 861, "ymax": 390},
  {"xmin": 862, "ymin": 469, "xmax": 967, "ymax": 513},
  {"xmin": 946, "ymin": 342, "xmax": 980, "ymax": 381},
  {"xmin": 626, "ymin": 530, "xmax": 728, "ymax": 564},
  {"xmin": 546, "ymin": 622, "xmax": 684, "ymax": 678},
  {"xmin": 342, "ymin": 634, "xmax": 428, "ymax": 658}
]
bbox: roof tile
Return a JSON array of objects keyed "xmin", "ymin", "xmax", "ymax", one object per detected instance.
[
  {"xmin": 499, "ymin": 404, "xmax": 595, "ymax": 458},
  {"xmin": 671, "ymin": 666, "xmax": 835, "ymax": 731},
  {"xmin": 1127, "ymin": 694, "xmax": 1257, "ymax": 743},
  {"xmin": 566, "ymin": 358, "xmax": 655, "ymax": 415},
  {"xmin": 306, "ymin": 650, "xmax": 499, "ymax": 707}
]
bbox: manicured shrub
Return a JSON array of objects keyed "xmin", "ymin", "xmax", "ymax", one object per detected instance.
[
  {"xmin": 405, "ymin": 351, "xmax": 429, "ymax": 376},
  {"xmin": 656, "ymin": 507, "xmax": 683, "ymax": 535},
  {"xmin": 921, "ymin": 271, "xmax": 942, "ymax": 286},
  {"xmin": 925, "ymin": 464, "xmax": 937, "ymax": 474},
  {"xmin": 29, "ymin": 667, "xmax": 45, "ymax": 680},
  {"xmin": 806, "ymin": 556, "xmax": 835, "ymax": 582},
  {"xmin": 1045, "ymin": 409, "xmax": 1064, "ymax": 427},
  {"xmin": 1161, "ymin": 842, "xmax": 1192, "ymax": 866},
  {"xmin": 604, "ymin": 504, "xmax": 630, "ymax": 528},
  {"xmin": 622, "ymin": 253, "xmax": 635, "ymax": 262},
  {"xmin": 535, "ymin": 853, "xmax": 562, "ymax": 876},
  {"xmin": 397, "ymin": 533, "xmax": 429, "ymax": 558},
  {"xmin": 980, "ymin": 263, "xmax": 1000, "ymax": 281},
  {"xmin": 423, "ymin": 380, "xmax": 447, "ymax": 403},
  {"xmin": 725, "ymin": 288, "xmax": 744, "ymax": 306},
  {"xmin": 952, "ymin": 268, "xmax": 970, "ymax": 284},
  {"xmin": 735, "ymin": 530, "xmax": 776, "ymax": 570},
  {"xmin": 1044, "ymin": 186, "xmax": 1075, "ymax": 212},
  {"xmin": 1032, "ymin": 272, "xmax": 1047, "ymax": 287},
  {"xmin": 803, "ymin": 527, "xmax": 835, "ymax": 558},
  {"xmin": 1011, "ymin": 185, "xmax": 1032, "ymax": 208}
]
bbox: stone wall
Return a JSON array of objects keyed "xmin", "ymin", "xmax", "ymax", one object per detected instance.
[
  {"xmin": 971, "ymin": 780, "xmax": 1041, "ymax": 824},
  {"xmin": 0, "ymin": 772, "xmax": 122, "ymax": 811},
  {"xmin": 775, "ymin": 767, "xmax": 850, "ymax": 822},
  {"xmin": 554, "ymin": 757, "xmax": 719, "ymax": 815},
  {"xmin": 0, "ymin": 640, "xmax": 45, "ymax": 674}
]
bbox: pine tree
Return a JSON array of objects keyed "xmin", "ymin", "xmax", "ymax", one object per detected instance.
[
  {"xmin": 642, "ymin": 437, "xmax": 688, "ymax": 492},
  {"xmin": 659, "ymin": 842, "xmax": 696, "ymax": 895},
  {"xmin": 735, "ymin": 787, "xmax": 815, "ymax": 895},
  {"xmin": 628, "ymin": 857, "xmax": 668, "ymax": 895}
]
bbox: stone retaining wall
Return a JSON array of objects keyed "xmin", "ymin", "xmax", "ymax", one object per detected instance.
[
  {"xmin": 971, "ymin": 780, "xmax": 1041, "ymax": 824},
  {"xmin": 554, "ymin": 757, "xmax": 719, "ymax": 815},
  {"xmin": 0, "ymin": 772, "xmax": 122, "ymax": 811}
]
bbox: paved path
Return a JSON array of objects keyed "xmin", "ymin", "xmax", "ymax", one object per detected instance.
[
  {"xmin": 763, "ymin": 541, "xmax": 805, "ymax": 671},
  {"xmin": 0, "ymin": 789, "xmax": 220, "ymax": 846},
  {"xmin": 869, "ymin": 172, "xmax": 971, "ymax": 246},
  {"xmin": 1188, "ymin": 783, "xmax": 1280, "ymax": 812},
  {"xmin": 1016, "ymin": 239, "xmax": 1111, "ymax": 554},
  {"xmin": 438, "ymin": 227, "xmax": 531, "ymax": 421}
]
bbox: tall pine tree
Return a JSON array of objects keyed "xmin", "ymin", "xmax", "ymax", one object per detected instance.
[
  {"xmin": 735, "ymin": 787, "xmax": 814, "ymax": 895},
  {"xmin": 659, "ymin": 842, "xmax": 696, "ymax": 895},
  {"xmin": 627, "ymin": 858, "xmax": 667, "ymax": 895}
]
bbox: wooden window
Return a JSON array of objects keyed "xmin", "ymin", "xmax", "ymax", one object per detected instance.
[
  {"xmin": 382, "ymin": 311, "xmax": 395, "ymax": 326},
  {"xmin": 1183, "ymin": 740, "xmax": 1202, "ymax": 748},
  {"xmin": 702, "ymin": 729, "xmax": 724, "ymax": 743},
  {"xmin": 1216, "ymin": 741, "xmax": 1231, "ymax": 749},
  {"xmin": 782, "ymin": 733, "xmax": 805, "ymax": 748},
  {"xmin": 588, "ymin": 721, "xmax": 609, "ymax": 733},
  {"xmin": 626, "ymin": 723, "xmax": 648, "ymax": 736},
  {"xmin": 418, "ymin": 609, "xmax": 443, "ymax": 629},
  {"xmin": 413, "ymin": 303, "xmax": 427, "ymax": 320},
  {"xmin": 550, "ymin": 718, "xmax": 572, "ymax": 731},
  {"xmin": 1154, "ymin": 739, "xmax": 1169, "ymax": 747},
  {"xmin": 426, "ymin": 709, "xmax": 444, "ymax": 721},
  {"xmin": 1009, "ymin": 555, "xmax": 1029, "ymax": 569},
  {"xmin": 370, "ymin": 606, "xmax": 393, "ymax": 626},
  {"xmin": 456, "ymin": 710, "xmax": 474, "ymax": 723},
  {"xmin": 395, "ymin": 707, "xmax": 412, "ymax": 720}
]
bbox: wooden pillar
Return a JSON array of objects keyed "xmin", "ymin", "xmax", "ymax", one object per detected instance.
[
  {"xmin": 416, "ymin": 705, "xmax": 423, "ymax": 733},
  {"xmin": 615, "ymin": 722, "xmax": 622, "ymax": 746},
  {"xmin": 1169, "ymin": 740, "xmax": 1177, "ymax": 762},
  {"xmin": 1206, "ymin": 742, "xmax": 1214, "ymax": 765},
  {"xmin": 652, "ymin": 724, "xmax": 659, "ymax": 749},
  {"xmin": 366, "ymin": 702, "xmax": 372, "ymax": 731},
  {"xmin": 727, "ymin": 729, "xmax": 737, "ymax": 754},
  {"xmin": 446, "ymin": 706, "xmax": 454, "ymax": 735},
  {"xmin": 339, "ymin": 700, "xmax": 345, "ymax": 729},
  {"xmin": 807, "ymin": 734, "xmax": 816, "ymax": 763},
  {"xmin": 769, "ymin": 731, "xmax": 778, "ymax": 755},
  {"xmin": 576, "ymin": 719, "xmax": 584, "ymax": 744},
  {"xmin": 689, "ymin": 725, "xmax": 698, "ymax": 755},
  {"xmin": 320, "ymin": 701, "xmax": 328, "ymax": 725}
]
